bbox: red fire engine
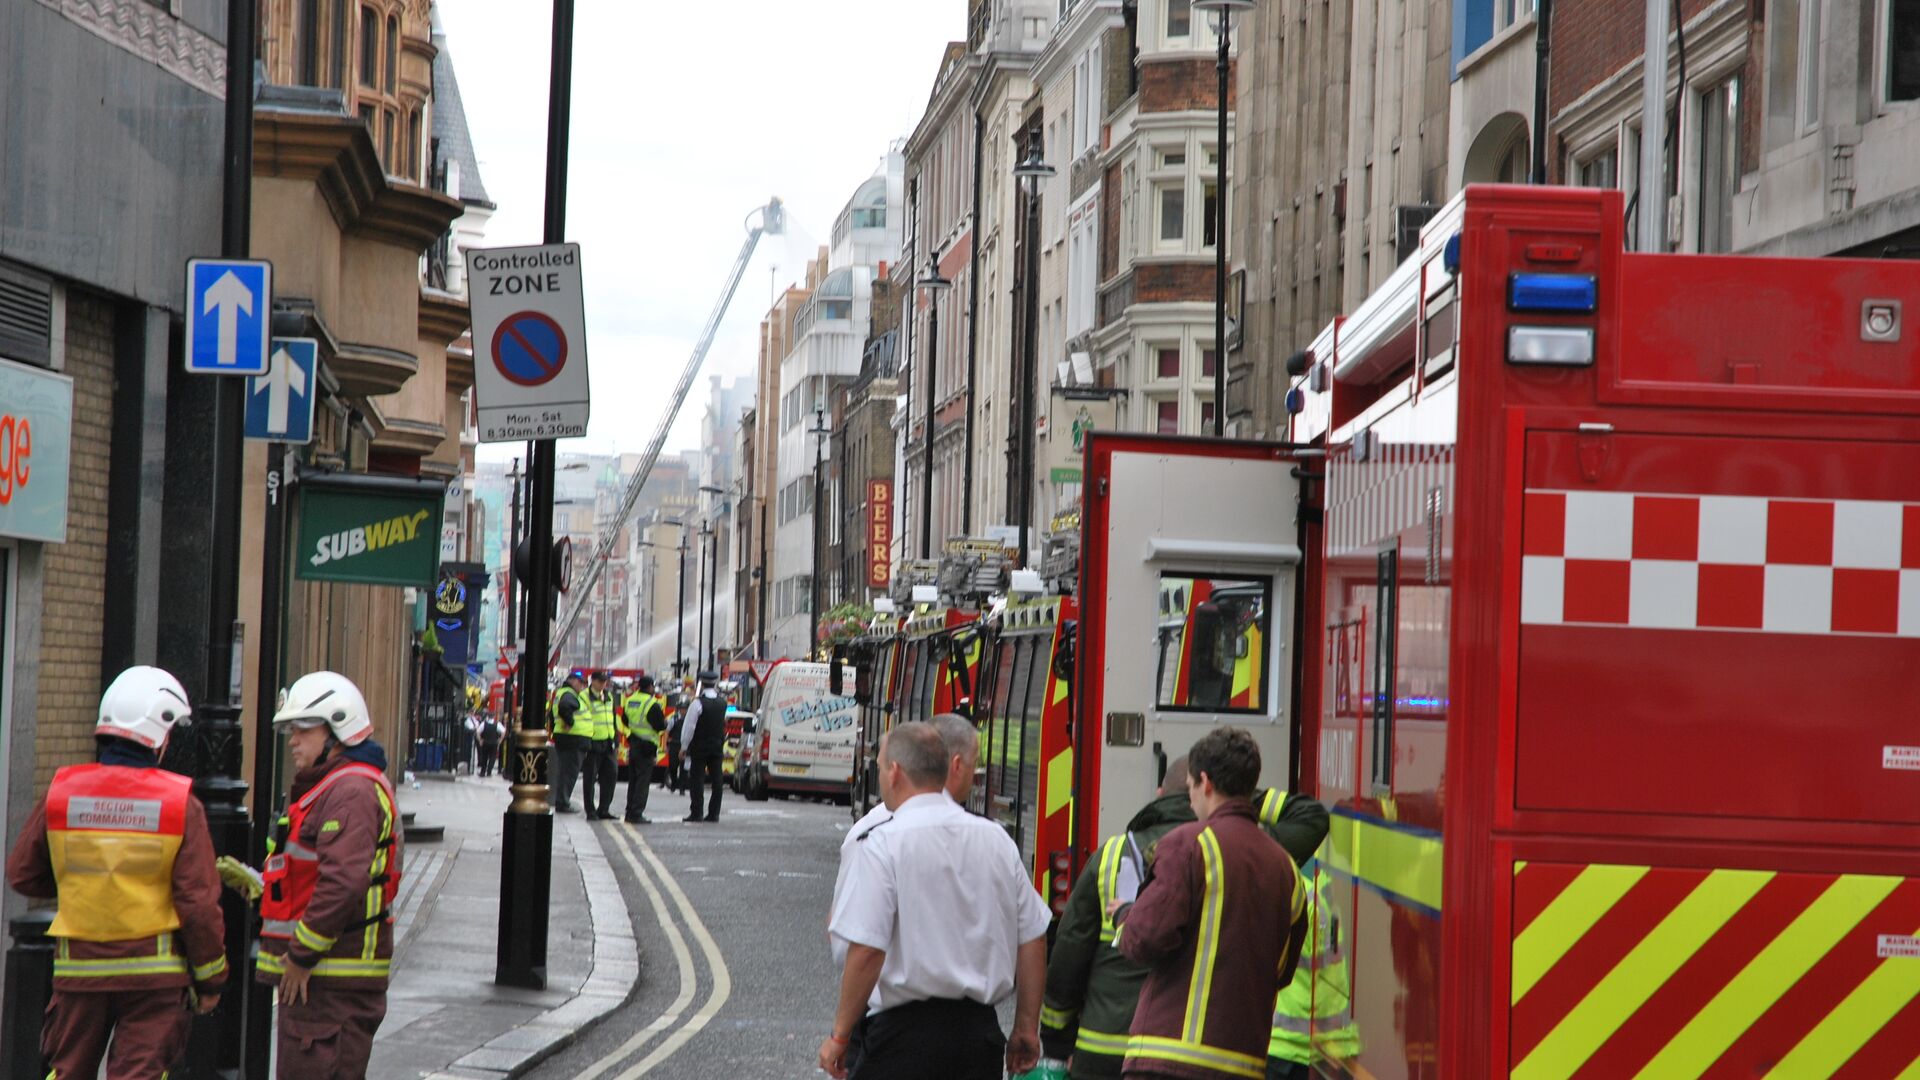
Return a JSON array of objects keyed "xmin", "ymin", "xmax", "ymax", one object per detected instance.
[
  {"xmin": 851, "ymin": 606, "xmax": 984, "ymax": 815},
  {"xmin": 1291, "ymin": 184, "xmax": 1920, "ymax": 1076}
]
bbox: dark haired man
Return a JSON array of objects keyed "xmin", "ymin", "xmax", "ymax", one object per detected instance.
[{"xmin": 1111, "ymin": 726, "xmax": 1308, "ymax": 1079}]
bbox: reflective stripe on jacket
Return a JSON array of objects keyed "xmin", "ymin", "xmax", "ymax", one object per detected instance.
[{"xmin": 258, "ymin": 758, "xmax": 401, "ymax": 988}]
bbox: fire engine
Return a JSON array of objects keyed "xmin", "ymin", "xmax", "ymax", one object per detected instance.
[
  {"xmin": 1290, "ymin": 184, "xmax": 1920, "ymax": 1076},
  {"xmin": 849, "ymin": 602, "xmax": 985, "ymax": 815}
]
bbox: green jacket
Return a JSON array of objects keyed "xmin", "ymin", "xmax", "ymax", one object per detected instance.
[{"xmin": 1040, "ymin": 787, "xmax": 1329, "ymax": 1076}]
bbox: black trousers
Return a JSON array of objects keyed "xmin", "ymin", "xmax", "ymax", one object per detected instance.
[
  {"xmin": 583, "ymin": 740, "xmax": 616, "ymax": 816},
  {"xmin": 687, "ymin": 752, "xmax": 724, "ymax": 820},
  {"xmin": 552, "ymin": 734, "xmax": 590, "ymax": 809},
  {"xmin": 625, "ymin": 747, "xmax": 656, "ymax": 819},
  {"xmin": 1265, "ymin": 1059, "xmax": 1311, "ymax": 1080},
  {"xmin": 850, "ymin": 998, "xmax": 1003, "ymax": 1080}
]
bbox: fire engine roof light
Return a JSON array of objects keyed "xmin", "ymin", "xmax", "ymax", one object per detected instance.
[
  {"xmin": 1509, "ymin": 273, "xmax": 1598, "ymax": 314},
  {"xmin": 1508, "ymin": 326, "xmax": 1595, "ymax": 366},
  {"xmin": 1443, "ymin": 232, "xmax": 1462, "ymax": 274}
]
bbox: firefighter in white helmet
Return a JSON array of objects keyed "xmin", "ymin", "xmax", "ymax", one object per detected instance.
[
  {"xmin": 5, "ymin": 666, "xmax": 229, "ymax": 1079},
  {"xmin": 255, "ymin": 671, "xmax": 402, "ymax": 1080}
]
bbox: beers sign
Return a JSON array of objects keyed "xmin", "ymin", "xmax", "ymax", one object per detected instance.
[
  {"xmin": 867, "ymin": 479, "xmax": 893, "ymax": 588},
  {"xmin": 296, "ymin": 486, "xmax": 444, "ymax": 587}
]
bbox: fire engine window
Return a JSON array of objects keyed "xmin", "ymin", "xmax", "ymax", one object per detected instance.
[
  {"xmin": 1370, "ymin": 550, "xmax": 1400, "ymax": 791},
  {"xmin": 1154, "ymin": 573, "xmax": 1271, "ymax": 713}
]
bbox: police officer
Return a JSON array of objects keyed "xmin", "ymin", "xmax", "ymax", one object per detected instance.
[
  {"xmin": 1263, "ymin": 790, "xmax": 1357, "ymax": 1079},
  {"xmin": 682, "ymin": 671, "xmax": 728, "ymax": 823},
  {"xmin": 620, "ymin": 676, "xmax": 668, "ymax": 823},
  {"xmin": 550, "ymin": 671, "xmax": 591, "ymax": 813},
  {"xmin": 5, "ymin": 667, "xmax": 229, "ymax": 1079},
  {"xmin": 258, "ymin": 671, "xmax": 403, "ymax": 1080},
  {"xmin": 582, "ymin": 671, "xmax": 619, "ymax": 820}
]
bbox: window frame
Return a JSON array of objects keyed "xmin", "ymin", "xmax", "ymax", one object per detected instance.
[
  {"xmin": 1152, "ymin": 571, "xmax": 1274, "ymax": 715},
  {"xmin": 1879, "ymin": 0, "xmax": 1920, "ymax": 108},
  {"xmin": 359, "ymin": 5, "xmax": 379, "ymax": 88}
]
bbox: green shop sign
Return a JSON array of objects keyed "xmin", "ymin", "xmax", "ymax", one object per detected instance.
[{"xmin": 296, "ymin": 485, "xmax": 445, "ymax": 587}]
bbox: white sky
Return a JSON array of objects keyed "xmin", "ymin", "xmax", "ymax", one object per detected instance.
[{"xmin": 441, "ymin": 1, "xmax": 960, "ymax": 462}]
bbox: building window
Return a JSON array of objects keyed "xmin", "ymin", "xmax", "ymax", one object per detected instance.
[
  {"xmin": 1158, "ymin": 148, "xmax": 1187, "ymax": 169},
  {"xmin": 357, "ymin": 103, "xmax": 376, "ymax": 133},
  {"xmin": 383, "ymin": 109, "xmax": 396, "ymax": 171},
  {"xmin": 1203, "ymin": 180, "xmax": 1219, "ymax": 248},
  {"xmin": 1202, "ymin": 348, "xmax": 1217, "ymax": 377},
  {"xmin": 1576, "ymin": 146, "xmax": 1618, "ymax": 188},
  {"xmin": 408, "ymin": 109, "xmax": 422, "ymax": 181},
  {"xmin": 1158, "ymin": 184, "xmax": 1186, "ymax": 243},
  {"xmin": 298, "ymin": 0, "xmax": 320, "ymax": 86},
  {"xmin": 331, "ymin": 0, "xmax": 348, "ymax": 88},
  {"xmin": 1156, "ymin": 400, "xmax": 1180, "ymax": 434},
  {"xmin": 1698, "ymin": 77, "xmax": 1741, "ymax": 253},
  {"xmin": 1157, "ymin": 347, "xmax": 1180, "ymax": 379},
  {"xmin": 359, "ymin": 6, "xmax": 378, "ymax": 88},
  {"xmin": 1167, "ymin": 0, "xmax": 1192, "ymax": 38},
  {"xmin": 851, "ymin": 207, "xmax": 886, "ymax": 229},
  {"xmin": 385, "ymin": 14, "xmax": 399, "ymax": 92},
  {"xmin": 1890, "ymin": 0, "xmax": 1920, "ymax": 101},
  {"xmin": 1201, "ymin": 401, "xmax": 1216, "ymax": 431}
]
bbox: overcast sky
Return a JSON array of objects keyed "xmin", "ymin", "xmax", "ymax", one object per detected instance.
[{"xmin": 440, "ymin": 1, "xmax": 960, "ymax": 462}]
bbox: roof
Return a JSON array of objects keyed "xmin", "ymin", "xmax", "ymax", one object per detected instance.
[{"xmin": 430, "ymin": 9, "xmax": 494, "ymax": 209}]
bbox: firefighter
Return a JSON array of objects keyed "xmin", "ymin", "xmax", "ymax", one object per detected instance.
[
  {"xmin": 4, "ymin": 666, "xmax": 228, "ymax": 1079},
  {"xmin": 258, "ymin": 671, "xmax": 403, "ymax": 1080},
  {"xmin": 550, "ymin": 671, "xmax": 590, "ymax": 813},
  {"xmin": 1040, "ymin": 762, "xmax": 1328, "ymax": 1079},
  {"xmin": 582, "ymin": 671, "xmax": 619, "ymax": 820},
  {"xmin": 620, "ymin": 676, "xmax": 668, "ymax": 824}
]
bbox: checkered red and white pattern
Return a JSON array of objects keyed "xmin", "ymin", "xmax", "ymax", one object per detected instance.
[{"xmin": 1522, "ymin": 490, "xmax": 1920, "ymax": 636}]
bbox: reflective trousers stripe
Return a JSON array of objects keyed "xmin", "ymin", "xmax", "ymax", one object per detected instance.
[
  {"xmin": 1272, "ymin": 1006, "xmax": 1354, "ymax": 1035},
  {"xmin": 1126, "ymin": 1035, "xmax": 1266, "ymax": 1078}
]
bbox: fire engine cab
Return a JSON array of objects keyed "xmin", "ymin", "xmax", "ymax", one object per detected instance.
[{"xmin": 1291, "ymin": 184, "xmax": 1920, "ymax": 1077}]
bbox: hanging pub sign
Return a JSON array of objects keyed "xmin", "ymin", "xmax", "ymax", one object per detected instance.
[{"xmin": 296, "ymin": 483, "xmax": 445, "ymax": 587}]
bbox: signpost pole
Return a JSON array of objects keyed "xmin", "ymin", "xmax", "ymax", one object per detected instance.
[{"xmin": 496, "ymin": 0, "xmax": 573, "ymax": 992}]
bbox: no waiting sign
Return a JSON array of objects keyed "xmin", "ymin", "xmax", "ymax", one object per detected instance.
[{"xmin": 468, "ymin": 243, "xmax": 591, "ymax": 442}]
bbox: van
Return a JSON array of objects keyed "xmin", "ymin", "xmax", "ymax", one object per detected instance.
[{"xmin": 737, "ymin": 661, "xmax": 856, "ymax": 802}]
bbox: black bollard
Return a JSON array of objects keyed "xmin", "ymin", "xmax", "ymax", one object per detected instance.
[{"xmin": 4, "ymin": 910, "xmax": 55, "ymax": 1080}]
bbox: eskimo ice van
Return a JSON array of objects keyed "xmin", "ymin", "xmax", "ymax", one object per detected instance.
[{"xmin": 737, "ymin": 661, "xmax": 856, "ymax": 802}]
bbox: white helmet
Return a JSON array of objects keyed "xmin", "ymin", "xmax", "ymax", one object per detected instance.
[
  {"xmin": 97, "ymin": 666, "xmax": 193, "ymax": 750},
  {"xmin": 272, "ymin": 671, "xmax": 372, "ymax": 746}
]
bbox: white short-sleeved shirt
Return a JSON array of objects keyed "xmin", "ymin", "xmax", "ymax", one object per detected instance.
[
  {"xmin": 829, "ymin": 802, "xmax": 899, "ymax": 967},
  {"xmin": 829, "ymin": 792, "xmax": 1052, "ymax": 1012}
]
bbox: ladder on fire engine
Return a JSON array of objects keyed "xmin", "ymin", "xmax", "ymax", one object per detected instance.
[{"xmin": 549, "ymin": 197, "xmax": 786, "ymax": 665}]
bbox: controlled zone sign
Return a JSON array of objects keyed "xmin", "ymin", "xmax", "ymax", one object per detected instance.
[{"xmin": 468, "ymin": 243, "xmax": 591, "ymax": 442}]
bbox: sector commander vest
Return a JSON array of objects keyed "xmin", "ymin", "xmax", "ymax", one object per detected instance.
[{"xmin": 45, "ymin": 764, "xmax": 192, "ymax": 945}]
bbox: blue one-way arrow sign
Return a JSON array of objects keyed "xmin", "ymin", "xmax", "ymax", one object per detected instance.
[
  {"xmin": 246, "ymin": 338, "xmax": 318, "ymax": 444},
  {"xmin": 184, "ymin": 257, "xmax": 272, "ymax": 375}
]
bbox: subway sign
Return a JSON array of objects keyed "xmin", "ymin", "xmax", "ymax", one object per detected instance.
[
  {"xmin": 295, "ymin": 485, "xmax": 445, "ymax": 587},
  {"xmin": 0, "ymin": 358, "xmax": 73, "ymax": 544}
]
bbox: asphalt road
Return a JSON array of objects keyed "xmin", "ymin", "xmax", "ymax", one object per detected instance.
[{"xmin": 524, "ymin": 789, "xmax": 853, "ymax": 1080}]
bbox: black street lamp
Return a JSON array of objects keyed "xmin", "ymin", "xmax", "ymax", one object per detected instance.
[
  {"xmin": 916, "ymin": 256, "xmax": 952, "ymax": 558},
  {"xmin": 700, "ymin": 484, "xmax": 726, "ymax": 665},
  {"xmin": 809, "ymin": 405, "xmax": 832, "ymax": 656},
  {"xmin": 1013, "ymin": 141, "xmax": 1056, "ymax": 569},
  {"xmin": 1194, "ymin": 0, "xmax": 1253, "ymax": 437},
  {"xmin": 674, "ymin": 522, "xmax": 689, "ymax": 681}
]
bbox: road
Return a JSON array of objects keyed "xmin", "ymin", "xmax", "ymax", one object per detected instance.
[{"xmin": 525, "ymin": 792, "xmax": 851, "ymax": 1080}]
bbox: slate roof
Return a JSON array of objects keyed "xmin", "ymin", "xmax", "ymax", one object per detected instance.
[{"xmin": 430, "ymin": 7, "xmax": 494, "ymax": 209}]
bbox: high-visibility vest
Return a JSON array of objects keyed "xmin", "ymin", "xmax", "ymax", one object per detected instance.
[
  {"xmin": 260, "ymin": 762, "xmax": 400, "ymax": 977},
  {"xmin": 1270, "ymin": 864, "xmax": 1358, "ymax": 1063},
  {"xmin": 589, "ymin": 690, "xmax": 617, "ymax": 742},
  {"xmin": 623, "ymin": 693, "xmax": 661, "ymax": 749},
  {"xmin": 553, "ymin": 688, "xmax": 588, "ymax": 736},
  {"xmin": 1094, "ymin": 832, "xmax": 1147, "ymax": 944},
  {"xmin": 45, "ymin": 764, "xmax": 191, "ymax": 946}
]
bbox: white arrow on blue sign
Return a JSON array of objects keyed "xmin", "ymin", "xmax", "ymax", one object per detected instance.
[
  {"xmin": 245, "ymin": 338, "xmax": 319, "ymax": 444},
  {"xmin": 184, "ymin": 258, "xmax": 273, "ymax": 375}
]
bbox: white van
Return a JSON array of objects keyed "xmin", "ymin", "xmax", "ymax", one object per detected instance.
[{"xmin": 738, "ymin": 661, "xmax": 856, "ymax": 802}]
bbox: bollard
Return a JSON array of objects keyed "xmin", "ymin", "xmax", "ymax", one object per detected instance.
[{"xmin": 3, "ymin": 910, "xmax": 55, "ymax": 1080}]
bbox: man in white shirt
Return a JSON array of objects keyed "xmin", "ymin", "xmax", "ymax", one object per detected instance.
[
  {"xmin": 833, "ymin": 713, "xmax": 981, "ymax": 924},
  {"xmin": 820, "ymin": 722, "xmax": 1050, "ymax": 1080}
]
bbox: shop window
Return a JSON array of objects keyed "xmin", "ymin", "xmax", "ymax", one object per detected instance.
[{"xmin": 1154, "ymin": 573, "xmax": 1270, "ymax": 713}]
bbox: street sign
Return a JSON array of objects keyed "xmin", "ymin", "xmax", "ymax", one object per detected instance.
[
  {"xmin": 747, "ymin": 661, "xmax": 777, "ymax": 683},
  {"xmin": 467, "ymin": 243, "xmax": 590, "ymax": 442},
  {"xmin": 184, "ymin": 258, "xmax": 273, "ymax": 375},
  {"xmin": 245, "ymin": 338, "xmax": 318, "ymax": 444}
]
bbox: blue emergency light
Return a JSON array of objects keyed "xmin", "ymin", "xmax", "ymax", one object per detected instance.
[{"xmin": 1508, "ymin": 273, "xmax": 1598, "ymax": 314}]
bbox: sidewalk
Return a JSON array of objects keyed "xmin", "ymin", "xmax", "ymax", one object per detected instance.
[{"xmin": 369, "ymin": 774, "xmax": 637, "ymax": 1079}]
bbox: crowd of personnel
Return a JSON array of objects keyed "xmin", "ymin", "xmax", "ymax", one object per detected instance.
[
  {"xmin": 541, "ymin": 667, "xmax": 735, "ymax": 824},
  {"xmin": 822, "ymin": 717, "xmax": 1346, "ymax": 1080}
]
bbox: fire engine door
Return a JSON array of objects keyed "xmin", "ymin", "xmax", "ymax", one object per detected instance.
[{"xmin": 1086, "ymin": 440, "xmax": 1304, "ymax": 846}]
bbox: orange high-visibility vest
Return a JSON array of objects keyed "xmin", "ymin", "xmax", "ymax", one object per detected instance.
[{"xmin": 45, "ymin": 764, "xmax": 192, "ymax": 942}]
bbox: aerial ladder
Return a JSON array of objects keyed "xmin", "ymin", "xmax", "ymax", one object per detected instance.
[{"xmin": 549, "ymin": 197, "xmax": 785, "ymax": 667}]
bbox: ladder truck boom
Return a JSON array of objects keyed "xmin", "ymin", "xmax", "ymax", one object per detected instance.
[{"xmin": 550, "ymin": 197, "xmax": 785, "ymax": 666}]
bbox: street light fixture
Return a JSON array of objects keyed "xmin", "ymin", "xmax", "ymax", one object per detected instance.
[
  {"xmin": 1013, "ymin": 142, "xmax": 1056, "ymax": 570},
  {"xmin": 1193, "ymin": 0, "xmax": 1253, "ymax": 437},
  {"xmin": 915, "ymin": 256, "xmax": 953, "ymax": 559}
]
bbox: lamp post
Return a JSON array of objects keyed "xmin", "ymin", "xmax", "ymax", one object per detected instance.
[
  {"xmin": 700, "ymin": 484, "xmax": 726, "ymax": 665},
  {"xmin": 809, "ymin": 405, "xmax": 832, "ymax": 656},
  {"xmin": 1013, "ymin": 141, "xmax": 1056, "ymax": 569},
  {"xmin": 1194, "ymin": 0, "xmax": 1252, "ymax": 437},
  {"xmin": 674, "ymin": 522, "xmax": 689, "ymax": 681},
  {"xmin": 916, "ymin": 257, "xmax": 952, "ymax": 558}
]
